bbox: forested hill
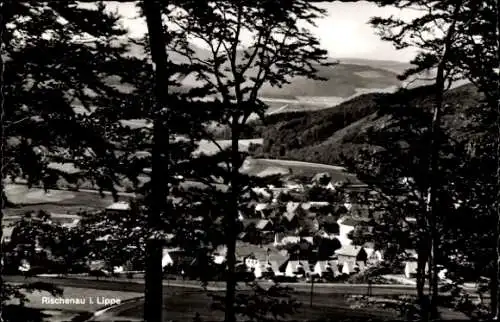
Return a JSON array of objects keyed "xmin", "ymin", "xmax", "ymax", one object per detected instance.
[{"xmin": 255, "ymin": 83, "xmax": 483, "ymax": 166}]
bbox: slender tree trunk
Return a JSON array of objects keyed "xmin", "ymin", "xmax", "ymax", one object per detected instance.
[
  {"xmin": 492, "ymin": 257, "xmax": 499, "ymax": 319},
  {"xmin": 493, "ymin": 1, "xmax": 500, "ymax": 318},
  {"xmin": 0, "ymin": 2, "xmax": 10, "ymax": 317},
  {"xmin": 225, "ymin": 115, "xmax": 240, "ymax": 322},
  {"xmin": 143, "ymin": 1, "xmax": 169, "ymax": 321},
  {"xmin": 416, "ymin": 248, "xmax": 427, "ymax": 302},
  {"xmin": 425, "ymin": 3, "xmax": 463, "ymax": 318},
  {"xmin": 426, "ymin": 52, "xmax": 446, "ymax": 322}
]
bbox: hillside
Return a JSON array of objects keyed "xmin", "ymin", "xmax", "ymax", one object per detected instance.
[
  {"xmin": 255, "ymin": 84, "xmax": 483, "ymax": 166},
  {"xmin": 122, "ymin": 42, "xmax": 406, "ymax": 106},
  {"xmin": 256, "ymin": 90, "xmax": 387, "ymax": 157}
]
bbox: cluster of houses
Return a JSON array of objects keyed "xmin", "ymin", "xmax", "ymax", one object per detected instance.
[
  {"xmin": 163, "ymin": 241, "xmax": 381, "ymax": 281},
  {"xmin": 2, "ymin": 173, "xmax": 425, "ymax": 281},
  {"xmin": 160, "ymin": 173, "xmax": 428, "ymax": 281},
  {"xmin": 158, "ymin": 174, "xmax": 390, "ymax": 281}
]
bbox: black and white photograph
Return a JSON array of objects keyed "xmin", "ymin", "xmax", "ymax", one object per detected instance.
[{"xmin": 0, "ymin": 0, "xmax": 498, "ymax": 321}]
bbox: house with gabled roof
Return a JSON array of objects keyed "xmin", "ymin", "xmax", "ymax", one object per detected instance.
[
  {"xmin": 337, "ymin": 215, "xmax": 374, "ymax": 245},
  {"xmin": 340, "ymin": 261, "xmax": 357, "ymax": 275},
  {"xmin": 335, "ymin": 245, "xmax": 367, "ymax": 269},
  {"xmin": 405, "ymin": 260, "xmax": 429, "ymax": 279},
  {"xmin": 162, "ymin": 247, "xmax": 182, "ymax": 268},
  {"xmin": 286, "ymin": 201, "xmax": 301, "ymax": 214},
  {"xmin": 255, "ymin": 219, "xmax": 273, "ymax": 231},
  {"xmin": 254, "ymin": 203, "xmax": 270, "ymax": 217},
  {"xmin": 214, "ymin": 242, "xmax": 288, "ymax": 278},
  {"xmin": 363, "ymin": 242, "xmax": 384, "ymax": 265},
  {"xmin": 1, "ymin": 226, "xmax": 14, "ymax": 245},
  {"xmin": 241, "ymin": 245, "xmax": 288, "ymax": 279},
  {"xmin": 284, "ymin": 260, "xmax": 312, "ymax": 278},
  {"xmin": 282, "ymin": 202, "xmax": 303, "ymax": 230},
  {"xmin": 313, "ymin": 260, "xmax": 340, "ymax": 278}
]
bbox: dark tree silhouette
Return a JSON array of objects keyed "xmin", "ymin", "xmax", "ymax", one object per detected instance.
[
  {"xmin": 1, "ymin": 1, "xmax": 144, "ymax": 319},
  {"xmin": 167, "ymin": 1, "xmax": 334, "ymax": 320}
]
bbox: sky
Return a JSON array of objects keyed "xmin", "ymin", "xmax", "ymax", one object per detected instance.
[{"xmin": 104, "ymin": 1, "xmax": 420, "ymax": 63}]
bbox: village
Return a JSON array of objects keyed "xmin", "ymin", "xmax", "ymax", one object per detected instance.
[
  {"xmin": 1, "ymin": 166, "xmax": 435, "ymax": 287},
  {"xmin": 96, "ymin": 171, "xmax": 427, "ymax": 285}
]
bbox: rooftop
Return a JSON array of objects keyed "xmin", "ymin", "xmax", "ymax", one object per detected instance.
[
  {"xmin": 106, "ymin": 201, "xmax": 131, "ymax": 211},
  {"xmin": 335, "ymin": 245, "xmax": 365, "ymax": 257}
]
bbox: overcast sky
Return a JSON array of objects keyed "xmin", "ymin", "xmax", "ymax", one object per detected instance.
[{"xmin": 105, "ymin": 1, "xmax": 419, "ymax": 62}]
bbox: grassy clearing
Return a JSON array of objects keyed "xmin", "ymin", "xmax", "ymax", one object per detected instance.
[
  {"xmin": 241, "ymin": 158, "xmax": 363, "ymax": 183},
  {"xmin": 4, "ymin": 184, "xmax": 116, "ymax": 207},
  {"xmin": 195, "ymin": 139, "xmax": 263, "ymax": 156}
]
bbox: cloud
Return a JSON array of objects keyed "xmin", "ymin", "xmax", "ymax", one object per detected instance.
[{"xmin": 108, "ymin": 1, "xmax": 419, "ymax": 62}]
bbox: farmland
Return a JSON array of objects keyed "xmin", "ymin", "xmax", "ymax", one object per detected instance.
[{"xmin": 240, "ymin": 158, "xmax": 363, "ymax": 183}]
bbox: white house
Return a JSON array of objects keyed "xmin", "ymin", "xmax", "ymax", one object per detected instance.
[
  {"xmin": 337, "ymin": 216, "xmax": 356, "ymax": 245},
  {"xmin": 249, "ymin": 260, "xmax": 283, "ymax": 279},
  {"xmin": 363, "ymin": 243, "xmax": 384, "ymax": 265},
  {"xmin": 404, "ymin": 260, "xmax": 429, "ymax": 279},
  {"xmin": 213, "ymin": 245, "xmax": 227, "ymax": 265},
  {"xmin": 1, "ymin": 226, "xmax": 14, "ymax": 244},
  {"xmin": 243, "ymin": 247, "xmax": 287, "ymax": 278},
  {"xmin": 335, "ymin": 245, "xmax": 367, "ymax": 268},
  {"xmin": 285, "ymin": 260, "xmax": 311, "ymax": 277},
  {"xmin": 313, "ymin": 260, "xmax": 340, "ymax": 277},
  {"xmin": 162, "ymin": 248, "xmax": 174, "ymax": 267},
  {"xmin": 326, "ymin": 182, "xmax": 337, "ymax": 191},
  {"xmin": 337, "ymin": 216, "xmax": 375, "ymax": 245},
  {"xmin": 215, "ymin": 242, "xmax": 287, "ymax": 278},
  {"xmin": 105, "ymin": 201, "xmax": 131, "ymax": 216},
  {"xmin": 255, "ymin": 203, "xmax": 269, "ymax": 217},
  {"xmin": 340, "ymin": 261, "xmax": 356, "ymax": 275}
]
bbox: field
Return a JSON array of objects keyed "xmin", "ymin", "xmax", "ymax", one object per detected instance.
[
  {"xmin": 2, "ymin": 157, "xmax": 362, "ymax": 211},
  {"xmin": 240, "ymin": 158, "xmax": 364, "ymax": 183},
  {"xmin": 195, "ymin": 138, "xmax": 263, "ymax": 156},
  {"xmin": 4, "ymin": 184, "xmax": 116, "ymax": 208},
  {"xmin": 2, "ymin": 184, "xmax": 120, "ymax": 220}
]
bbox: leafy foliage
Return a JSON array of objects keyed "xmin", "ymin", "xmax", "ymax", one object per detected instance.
[
  {"xmin": 0, "ymin": 2, "xmax": 149, "ymax": 317},
  {"xmin": 211, "ymin": 283, "xmax": 301, "ymax": 322},
  {"xmin": 165, "ymin": 0, "xmax": 335, "ymax": 320}
]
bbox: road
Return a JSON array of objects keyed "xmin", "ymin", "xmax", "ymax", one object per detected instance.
[
  {"xmin": 3, "ymin": 276, "xmax": 470, "ymax": 321},
  {"xmin": 89, "ymin": 290, "xmax": 400, "ymax": 322},
  {"xmin": 4, "ymin": 275, "xmax": 425, "ymax": 296},
  {"xmin": 89, "ymin": 289, "xmax": 468, "ymax": 322}
]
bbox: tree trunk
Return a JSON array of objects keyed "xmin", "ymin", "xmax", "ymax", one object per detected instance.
[
  {"xmin": 493, "ymin": 1, "xmax": 500, "ymax": 318},
  {"xmin": 225, "ymin": 116, "xmax": 240, "ymax": 322},
  {"xmin": 143, "ymin": 1, "xmax": 169, "ymax": 321},
  {"xmin": 416, "ymin": 250, "xmax": 427, "ymax": 301},
  {"xmin": 426, "ymin": 2, "xmax": 463, "ymax": 318},
  {"xmin": 0, "ymin": 1, "xmax": 11, "ymax": 316},
  {"xmin": 492, "ymin": 256, "xmax": 499, "ymax": 319},
  {"xmin": 426, "ymin": 56, "xmax": 445, "ymax": 322}
]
